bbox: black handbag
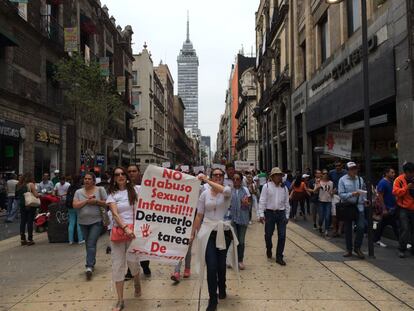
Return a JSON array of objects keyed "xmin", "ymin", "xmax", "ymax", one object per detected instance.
[{"xmin": 336, "ymin": 177, "xmax": 361, "ymax": 222}]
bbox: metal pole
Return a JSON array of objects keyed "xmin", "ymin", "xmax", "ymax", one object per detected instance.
[{"xmin": 361, "ymin": 0, "xmax": 374, "ymax": 258}]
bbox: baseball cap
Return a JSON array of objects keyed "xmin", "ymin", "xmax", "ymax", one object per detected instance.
[{"xmin": 346, "ymin": 162, "xmax": 357, "ymax": 169}]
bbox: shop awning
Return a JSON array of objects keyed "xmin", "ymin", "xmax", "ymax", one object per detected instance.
[{"xmin": 0, "ymin": 23, "xmax": 18, "ymax": 47}]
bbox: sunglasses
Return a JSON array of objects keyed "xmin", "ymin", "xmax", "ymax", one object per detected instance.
[
  {"xmin": 114, "ymin": 172, "xmax": 126, "ymax": 177},
  {"xmin": 212, "ymin": 174, "xmax": 224, "ymax": 177}
]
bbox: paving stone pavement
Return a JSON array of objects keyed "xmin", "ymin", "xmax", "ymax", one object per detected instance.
[{"xmin": 0, "ymin": 220, "xmax": 413, "ymax": 311}]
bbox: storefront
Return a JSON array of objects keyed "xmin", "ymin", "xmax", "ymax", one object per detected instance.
[
  {"xmin": 0, "ymin": 119, "xmax": 25, "ymax": 174},
  {"xmin": 34, "ymin": 129, "xmax": 60, "ymax": 181}
]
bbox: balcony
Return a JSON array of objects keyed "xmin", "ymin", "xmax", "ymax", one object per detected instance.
[{"xmin": 41, "ymin": 15, "xmax": 64, "ymax": 47}]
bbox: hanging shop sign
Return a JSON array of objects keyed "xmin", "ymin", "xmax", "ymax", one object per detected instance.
[
  {"xmin": 35, "ymin": 130, "xmax": 60, "ymax": 145},
  {"xmin": 324, "ymin": 130, "xmax": 353, "ymax": 160},
  {"xmin": 64, "ymin": 27, "xmax": 78, "ymax": 52},
  {"xmin": 99, "ymin": 57, "xmax": 110, "ymax": 76}
]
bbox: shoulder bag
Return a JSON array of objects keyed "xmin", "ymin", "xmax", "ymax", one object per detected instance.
[
  {"xmin": 336, "ymin": 177, "xmax": 361, "ymax": 222},
  {"xmin": 24, "ymin": 184, "xmax": 41, "ymax": 208},
  {"xmin": 110, "ymin": 198, "xmax": 135, "ymax": 243}
]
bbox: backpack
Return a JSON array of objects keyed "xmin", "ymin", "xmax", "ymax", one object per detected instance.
[{"xmin": 66, "ymin": 185, "xmax": 79, "ymax": 209}]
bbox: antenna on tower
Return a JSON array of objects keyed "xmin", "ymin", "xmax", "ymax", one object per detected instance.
[{"xmin": 186, "ymin": 10, "xmax": 190, "ymax": 42}]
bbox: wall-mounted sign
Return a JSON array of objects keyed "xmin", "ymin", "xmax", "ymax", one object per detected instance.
[
  {"xmin": 96, "ymin": 153, "xmax": 105, "ymax": 166},
  {"xmin": 0, "ymin": 119, "xmax": 25, "ymax": 139},
  {"xmin": 310, "ymin": 35, "xmax": 378, "ymax": 95},
  {"xmin": 324, "ymin": 130, "xmax": 353, "ymax": 160},
  {"xmin": 35, "ymin": 130, "xmax": 60, "ymax": 145},
  {"xmin": 99, "ymin": 57, "xmax": 109, "ymax": 76},
  {"xmin": 64, "ymin": 27, "xmax": 78, "ymax": 52}
]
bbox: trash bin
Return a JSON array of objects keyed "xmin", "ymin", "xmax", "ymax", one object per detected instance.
[{"xmin": 47, "ymin": 201, "xmax": 69, "ymax": 243}]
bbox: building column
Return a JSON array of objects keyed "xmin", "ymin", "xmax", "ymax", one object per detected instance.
[{"xmin": 286, "ymin": 97, "xmax": 293, "ymax": 170}]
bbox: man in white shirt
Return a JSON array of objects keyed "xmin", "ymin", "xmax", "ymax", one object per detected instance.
[
  {"xmin": 54, "ymin": 176, "xmax": 70, "ymax": 201},
  {"xmin": 258, "ymin": 167, "xmax": 290, "ymax": 266}
]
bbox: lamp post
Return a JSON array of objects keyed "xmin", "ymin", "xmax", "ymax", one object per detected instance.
[{"xmin": 325, "ymin": 0, "xmax": 374, "ymax": 257}]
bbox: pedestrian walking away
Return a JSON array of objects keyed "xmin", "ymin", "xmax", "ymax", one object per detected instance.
[
  {"xmin": 192, "ymin": 169, "xmax": 238, "ymax": 311},
  {"xmin": 107, "ymin": 167, "xmax": 142, "ymax": 311},
  {"xmin": 66, "ymin": 175, "xmax": 84, "ymax": 245},
  {"xmin": 5, "ymin": 174, "xmax": 18, "ymax": 223},
  {"xmin": 392, "ymin": 162, "xmax": 414, "ymax": 258},
  {"xmin": 374, "ymin": 168, "xmax": 398, "ymax": 248},
  {"xmin": 73, "ymin": 172, "xmax": 107, "ymax": 280},
  {"xmin": 229, "ymin": 172, "xmax": 251, "ymax": 270},
  {"xmin": 17, "ymin": 173, "xmax": 40, "ymax": 246},
  {"xmin": 338, "ymin": 162, "xmax": 367, "ymax": 259},
  {"xmin": 258, "ymin": 167, "xmax": 290, "ymax": 266}
]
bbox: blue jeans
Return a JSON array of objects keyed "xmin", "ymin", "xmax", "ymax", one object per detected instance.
[
  {"xmin": 344, "ymin": 211, "xmax": 365, "ymax": 252},
  {"xmin": 68, "ymin": 209, "xmax": 84, "ymax": 243},
  {"xmin": 7, "ymin": 196, "xmax": 18, "ymax": 221},
  {"xmin": 318, "ymin": 202, "xmax": 331, "ymax": 232},
  {"xmin": 264, "ymin": 210, "xmax": 287, "ymax": 260},
  {"xmin": 80, "ymin": 222, "xmax": 102, "ymax": 268},
  {"xmin": 205, "ymin": 231, "xmax": 231, "ymax": 304},
  {"xmin": 232, "ymin": 223, "xmax": 248, "ymax": 262}
]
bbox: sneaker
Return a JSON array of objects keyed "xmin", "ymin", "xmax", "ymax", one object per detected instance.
[
  {"xmin": 69, "ymin": 241, "xmax": 74, "ymax": 245},
  {"xmin": 85, "ymin": 267, "xmax": 93, "ymax": 280},
  {"xmin": 171, "ymin": 272, "xmax": 180, "ymax": 283},
  {"xmin": 249, "ymin": 221, "xmax": 252, "ymax": 225},
  {"xmin": 375, "ymin": 241, "xmax": 387, "ymax": 248},
  {"xmin": 78, "ymin": 240, "xmax": 85, "ymax": 245},
  {"xmin": 408, "ymin": 244, "xmax": 412, "ymax": 249},
  {"xmin": 183, "ymin": 268, "xmax": 191, "ymax": 278}
]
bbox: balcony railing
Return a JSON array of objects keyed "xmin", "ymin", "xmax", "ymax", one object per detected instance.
[{"xmin": 41, "ymin": 15, "xmax": 64, "ymax": 47}]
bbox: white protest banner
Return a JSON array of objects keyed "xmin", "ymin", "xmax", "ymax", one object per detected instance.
[
  {"xmin": 181, "ymin": 165, "xmax": 190, "ymax": 173},
  {"xmin": 235, "ymin": 161, "xmax": 256, "ymax": 171},
  {"xmin": 162, "ymin": 162, "xmax": 171, "ymax": 168},
  {"xmin": 193, "ymin": 166, "xmax": 205, "ymax": 174},
  {"xmin": 324, "ymin": 130, "xmax": 353, "ymax": 159},
  {"xmin": 212, "ymin": 163, "xmax": 226, "ymax": 171},
  {"xmin": 128, "ymin": 165, "xmax": 199, "ymax": 264}
]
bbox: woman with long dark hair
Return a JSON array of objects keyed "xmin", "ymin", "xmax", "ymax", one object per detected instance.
[
  {"xmin": 107, "ymin": 167, "xmax": 141, "ymax": 311},
  {"xmin": 17, "ymin": 172, "xmax": 40, "ymax": 246},
  {"xmin": 73, "ymin": 172, "xmax": 107, "ymax": 280}
]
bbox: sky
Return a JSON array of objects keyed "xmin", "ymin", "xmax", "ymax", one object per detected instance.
[{"xmin": 102, "ymin": 0, "xmax": 258, "ymax": 152}]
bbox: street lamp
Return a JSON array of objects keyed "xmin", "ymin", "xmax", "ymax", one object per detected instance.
[{"xmin": 326, "ymin": 0, "xmax": 374, "ymax": 257}]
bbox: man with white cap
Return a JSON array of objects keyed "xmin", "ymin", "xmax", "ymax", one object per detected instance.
[
  {"xmin": 338, "ymin": 161, "xmax": 367, "ymax": 259},
  {"xmin": 258, "ymin": 167, "xmax": 290, "ymax": 266}
]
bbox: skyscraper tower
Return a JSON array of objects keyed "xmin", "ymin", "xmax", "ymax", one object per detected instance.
[{"xmin": 177, "ymin": 12, "xmax": 199, "ymax": 133}]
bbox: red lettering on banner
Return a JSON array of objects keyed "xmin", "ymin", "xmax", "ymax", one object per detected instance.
[
  {"xmin": 162, "ymin": 169, "xmax": 183, "ymax": 181},
  {"xmin": 151, "ymin": 241, "xmax": 167, "ymax": 253}
]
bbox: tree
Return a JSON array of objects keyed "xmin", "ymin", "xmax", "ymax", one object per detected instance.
[{"xmin": 54, "ymin": 53, "xmax": 122, "ymax": 125}]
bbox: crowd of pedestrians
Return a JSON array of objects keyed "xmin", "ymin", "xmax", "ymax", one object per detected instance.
[{"xmin": 1, "ymin": 159, "xmax": 414, "ymax": 311}]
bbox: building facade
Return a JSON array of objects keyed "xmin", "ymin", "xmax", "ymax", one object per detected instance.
[
  {"xmin": 289, "ymin": 0, "xmax": 412, "ymax": 180},
  {"xmin": 177, "ymin": 14, "xmax": 199, "ymax": 133},
  {"xmin": 173, "ymin": 95, "xmax": 195, "ymax": 165},
  {"xmin": 0, "ymin": 0, "xmax": 134, "ymax": 179}
]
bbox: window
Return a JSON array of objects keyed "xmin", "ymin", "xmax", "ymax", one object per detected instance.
[
  {"xmin": 149, "ymin": 74, "xmax": 152, "ymax": 90},
  {"xmin": 319, "ymin": 14, "xmax": 330, "ymax": 64},
  {"xmin": 149, "ymin": 129, "xmax": 153, "ymax": 146},
  {"xmin": 347, "ymin": 0, "xmax": 361, "ymax": 36},
  {"xmin": 300, "ymin": 41, "xmax": 307, "ymax": 81},
  {"xmin": 132, "ymin": 71, "xmax": 138, "ymax": 85},
  {"xmin": 149, "ymin": 100, "xmax": 153, "ymax": 119}
]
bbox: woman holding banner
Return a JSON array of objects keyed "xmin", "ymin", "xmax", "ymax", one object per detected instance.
[
  {"xmin": 106, "ymin": 167, "xmax": 141, "ymax": 311},
  {"xmin": 191, "ymin": 168, "xmax": 239, "ymax": 311}
]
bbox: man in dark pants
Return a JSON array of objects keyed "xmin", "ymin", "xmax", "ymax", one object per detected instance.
[
  {"xmin": 374, "ymin": 168, "xmax": 399, "ymax": 247},
  {"xmin": 125, "ymin": 165, "xmax": 151, "ymax": 278},
  {"xmin": 258, "ymin": 167, "xmax": 290, "ymax": 266}
]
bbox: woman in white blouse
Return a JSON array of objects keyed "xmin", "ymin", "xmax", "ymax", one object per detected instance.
[
  {"xmin": 106, "ymin": 167, "xmax": 141, "ymax": 311},
  {"xmin": 191, "ymin": 168, "xmax": 237, "ymax": 311}
]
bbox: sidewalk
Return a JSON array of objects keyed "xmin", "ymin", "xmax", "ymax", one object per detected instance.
[{"xmin": 0, "ymin": 220, "xmax": 413, "ymax": 311}]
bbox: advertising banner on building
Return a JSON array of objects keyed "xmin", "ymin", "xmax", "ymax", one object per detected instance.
[
  {"xmin": 235, "ymin": 161, "xmax": 256, "ymax": 172},
  {"xmin": 99, "ymin": 57, "xmax": 109, "ymax": 76},
  {"xmin": 324, "ymin": 130, "xmax": 353, "ymax": 159},
  {"xmin": 64, "ymin": 27, "xmax": 78, "ymax": 52},
  {"xmin": 128, "ymin": 165, "xmax": 199, "ymax": 264}
]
